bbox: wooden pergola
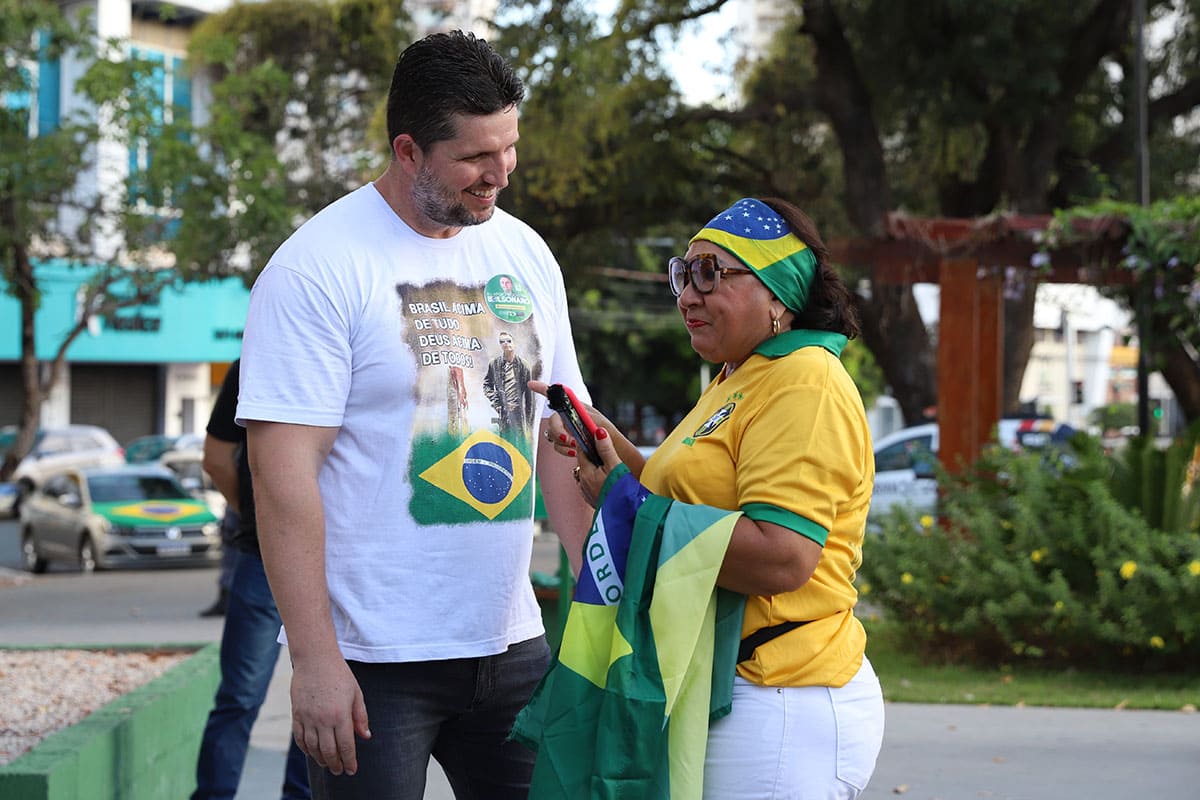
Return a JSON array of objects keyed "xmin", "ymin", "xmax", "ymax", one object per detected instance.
[{"xmin": 832, "ymin": 213, "xmax": 1131, "ymax": 473}]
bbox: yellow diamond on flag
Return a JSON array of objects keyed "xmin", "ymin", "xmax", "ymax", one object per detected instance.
[
  {"xmin": 109, "ymin": 501, "xmax": 207, "ymax": 523},
  {"xmin": 418, "ymin": 430, "xmax": 532, "ymax": 520}
]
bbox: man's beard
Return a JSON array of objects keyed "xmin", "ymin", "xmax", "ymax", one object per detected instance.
[{"xmin": 412, "ymin": 164, "xmax": 496, "ymax": 228}]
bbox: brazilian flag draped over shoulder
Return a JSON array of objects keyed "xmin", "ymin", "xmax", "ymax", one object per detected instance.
[{"xmin": 512, "ymin": 467, "xmax": 745, "ymax": 799}]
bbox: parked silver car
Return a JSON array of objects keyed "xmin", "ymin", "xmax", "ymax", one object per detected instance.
[{"xmin": 19, "ymin": 464, "xmax": 221, "ymax": 573}]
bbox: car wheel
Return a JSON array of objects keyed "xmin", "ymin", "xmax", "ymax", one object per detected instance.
[
  {"xmin": 20, "ymin": 530, "xmax": 48, "ymax": 574},
  {"xmin": 78, "ymin": 534, "xmax": 97, "ymax": 574}
]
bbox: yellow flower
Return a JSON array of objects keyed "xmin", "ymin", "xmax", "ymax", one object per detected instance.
[
  {"xmin": 1120, "ymin": 561, "xmax": 1138, "ymax": 580},
  {"xmin": 1000, "ymin": 519, "xmax": 1012, "ymax": 530},
  {"xmin": 1030, "ymin": 549, "xmax": 1045, "ymax": 563},
  {"xmin": 901, "ymin": 572, "xmax": 914, "ymax": 585},
  {"xmin": 919, "ymin": 515, "xmax": 934, "ymax": 529},
  {"xmin": 1054, "ymin": 600, "xmax": 1064, "ymax": 611},
  {"xmin": 1150, "ymin": 636, "xmax": 1165, "ymax": 649},
  {"xmin": 1188, "ymin": 561, "xmax": 1200, "ymax": 577},
  {"xmin": 859, "ymin": 582, "xmax": 872, "ymax": 596}
]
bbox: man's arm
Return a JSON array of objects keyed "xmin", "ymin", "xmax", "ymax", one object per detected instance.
[
  {"xmin": 536, "ymin": 416, "xmax": 594, "ymax": 576},
  {"xmin": 246, "ymin": 420, "xmax": 369, "ymax": 776},
  {"xmin": 201, "ymin": 436, "xmax": 240, "ymax": 514}
]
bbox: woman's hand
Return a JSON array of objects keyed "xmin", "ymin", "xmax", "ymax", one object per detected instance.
[
  {"xmin": 573, "ymin": 426, "xmax": 622, "ymax": 507},
  {"xmin": 528, "ymin": 379, "xmax": 614, "ymax": 459},
  {"xmin": 528, "ymin": 380, "xmax": 649, "ymax": 478}
]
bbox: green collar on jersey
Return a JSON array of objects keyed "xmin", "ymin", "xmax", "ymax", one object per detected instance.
[{"xmin": 753, "ymin": 329, "xmax": 848, "ymax": 359}]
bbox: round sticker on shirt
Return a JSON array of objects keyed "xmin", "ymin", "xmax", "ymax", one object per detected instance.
[{"xmin": 485, "ymin": 274, "xmax": 533, "ymax": 323}]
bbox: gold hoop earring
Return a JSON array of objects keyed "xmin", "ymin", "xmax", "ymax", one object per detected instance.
[{"xmin": 771, "ymin": 316, "xmax": 780, "ymax": 336}]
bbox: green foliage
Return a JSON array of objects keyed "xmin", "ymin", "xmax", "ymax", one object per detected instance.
[
  {"xmin": 1047, "ymin": 196, "xmax": 1200, "ymax": 328},
  {"xmin": 841, "ymin": 338, "xmax": 884, "ymax": 411},
  {"xmin": 166, "ymin": 0, "xmax": 409, "ymax": 283},
  {"xmin": 1089, "ymin": 402, "xmax": 1137, "ymax": 433},
  {"xmin": 495, "ymin": 0, "xmax": 1199, "ymax": 429},
  {"xmin": 1044, "ymin": 196, "xmax": 1200, "ymax": 425},
  {"xmin": 1111, "ymin": 421, "xmax": 1200, "ymax": 535},
  {"xmin": 0, "ymin": 1, "xmax": 178, "ymax": 279},
  {"xmin": 860, "ymin": 435, "xmax": 1200, "ymax": 672}
]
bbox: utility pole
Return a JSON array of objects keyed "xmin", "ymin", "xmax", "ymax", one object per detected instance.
[{"xmin": 1133, "ymin": 0, "xmax": 1152, "ymax": 436}]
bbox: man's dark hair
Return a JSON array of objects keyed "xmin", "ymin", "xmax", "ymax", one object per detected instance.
[{"xmin": 386, "ymin": 30, "xmax": 525, "ymax": 152}]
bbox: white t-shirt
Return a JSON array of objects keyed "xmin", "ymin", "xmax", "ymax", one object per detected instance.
[{"xmin": 237, "ymin": 184, "xmax": 588, "ymax": 662}]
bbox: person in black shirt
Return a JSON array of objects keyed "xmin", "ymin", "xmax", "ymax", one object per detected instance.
[{"xmin": 192, "ymin": 360, "xmax": 310, "ymax": 800}]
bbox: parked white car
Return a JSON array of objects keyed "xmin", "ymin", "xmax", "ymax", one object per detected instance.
[
  {"xmin": 6, "ymin": 425, "xmax": 126, "ymax": 517},
  {"xmin": 870, "ymin": 418, "xmax": 1077, "ymax": 523},
  {"xmin": 158, "ymin": 447, "xmax": 227, "ymax": 519}
]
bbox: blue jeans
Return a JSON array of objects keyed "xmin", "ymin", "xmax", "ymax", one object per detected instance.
[
  {"xmin": 307, "ymin": 635, "xmax": 551, "ymax": 800},
  {"xmin": 192, "ymin": 550, "xmax": 311, "ymax": 800}
]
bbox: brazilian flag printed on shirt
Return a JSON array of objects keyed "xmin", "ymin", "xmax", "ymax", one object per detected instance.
[
  {"xmin": 412, "ymin": 429, "xmax": 534, "ymax": 524},
  {"xmin": 92, "ymin": 501, "xmax": 215, "ymax": 526},
  {"xmin": 512, "ymin": 468, "xmax": 745, "ymax": 799}
]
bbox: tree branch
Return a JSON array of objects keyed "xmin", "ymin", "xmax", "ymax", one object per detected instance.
[
  {"xmin": 612, "ymin": 0, "xmax": 731, "ymax": 42},
  {"xmin": 1087, "ymin": 76, "xmax": 1200, "ymax": 173},
  {"xmin": 1019, "ymin": 0, "xmax": 1132, "ymax": 209}
]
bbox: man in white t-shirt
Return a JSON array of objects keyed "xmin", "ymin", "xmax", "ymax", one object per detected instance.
[{"xmin": 237, "ymin": 30, "xmax": 594, "ymax": 800}]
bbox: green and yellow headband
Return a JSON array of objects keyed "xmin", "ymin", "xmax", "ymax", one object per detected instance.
[{"xmin": 689, "ymin": 198, "xmax": 817, "ymax": 312}]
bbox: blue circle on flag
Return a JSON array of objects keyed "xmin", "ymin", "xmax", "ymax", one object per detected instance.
[{"xmin": 462, "ymin": 442, "xmax": 514, "ymax": 504}]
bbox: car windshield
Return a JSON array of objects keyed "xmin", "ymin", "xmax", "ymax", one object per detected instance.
[{"xmin": 88, "ymin": 474, "xmax": 189, "ymax": 503}]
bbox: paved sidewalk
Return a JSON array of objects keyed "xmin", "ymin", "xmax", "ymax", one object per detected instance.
[
  {"xmin": 3, "ymin": 520, "xmax": 1197, "ymax": 800},
  {"xmin": 241, "ymin": 656, "xmax": 1200, "ymax": 800}
]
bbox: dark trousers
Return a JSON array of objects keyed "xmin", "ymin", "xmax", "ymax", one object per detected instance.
[
  {"xmin": 192, "ymin": 550, "xmax": 310, "ymax": 800},
  {"xmin": 307, "ymin": 636, "xmax": 551, "ymax": 800}
]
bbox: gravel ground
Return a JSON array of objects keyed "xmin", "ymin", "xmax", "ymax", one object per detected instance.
[{"xmin": 0, "ymin": 648, "xmax": 189, "ymax": 766}]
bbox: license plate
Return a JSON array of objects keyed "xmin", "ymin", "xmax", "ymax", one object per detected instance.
[{"xmin": 157, "ymin": 541, "xmax": 192, "ymax": 556}]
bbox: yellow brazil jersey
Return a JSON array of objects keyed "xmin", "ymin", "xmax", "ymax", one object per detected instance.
[{"xmin": 640, "ymin": 329, "xmax": 875, "ymax": 688}]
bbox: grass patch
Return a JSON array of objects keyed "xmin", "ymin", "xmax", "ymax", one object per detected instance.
[{"xmin": 862, "ymin": 616, "xmax": 1200, "ymax": 710}]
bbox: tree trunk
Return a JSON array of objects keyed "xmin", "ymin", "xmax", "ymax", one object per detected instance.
[
  {"xmin": 1151, "ymin": 319, "xmax": 1200, "ymax": 427},
  {"xmin": 1, "ymin": 244, "xmax": 43, "ymax": 482},
  {"xmin": 1002, "ymin": 280, "xmax": 1038, "ymax": 414},
  {"xmin": 855, "ymin": 285, "xmax": 937, "ymax": 425}
]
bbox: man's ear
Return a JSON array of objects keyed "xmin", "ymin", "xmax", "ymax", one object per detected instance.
[{"xmin": 392, "ymin": 134, "xmax": 421, "ymax": 170}]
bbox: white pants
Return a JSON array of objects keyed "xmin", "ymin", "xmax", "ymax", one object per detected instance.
[{"xmin": 703, "ymin": 656, "xmax": 885, "ymax": 800}]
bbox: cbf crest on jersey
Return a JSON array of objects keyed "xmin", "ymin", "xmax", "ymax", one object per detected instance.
[{"xmin": 682, "ymin": 401, "xmax": 737, "ymax": 446}]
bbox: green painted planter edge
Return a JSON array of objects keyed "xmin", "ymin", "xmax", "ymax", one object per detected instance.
[{"xmin": 0, "ymin": 641, "xmax": 220, "ymax": 800}]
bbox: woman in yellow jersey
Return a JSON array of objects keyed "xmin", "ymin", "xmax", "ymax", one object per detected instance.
[{"xmin": 547, "ymin": 197, "xmax": 884, "ymax": 799}]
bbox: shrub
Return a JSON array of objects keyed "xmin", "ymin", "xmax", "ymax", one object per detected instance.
[
  {"xmin": 859, "ymin": 434, "xmax": 1200, "ymax": 671},
  {"xmin": 1110, "ymin": 420, "xmax": 1200, "ymax": 535}
]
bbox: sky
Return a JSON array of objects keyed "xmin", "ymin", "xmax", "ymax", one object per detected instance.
[
  {"xmin": 584, "ymin": 0, "xmax": 738, "ymax": 106},
  {"xmin": 659, "ymin": 3, "xmax": 739, "ymax": 105}
]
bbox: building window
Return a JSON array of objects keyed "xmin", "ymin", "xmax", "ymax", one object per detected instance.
[{"xmin": 127, "ymin": 47, "xmax": 191, "ymax": 211}]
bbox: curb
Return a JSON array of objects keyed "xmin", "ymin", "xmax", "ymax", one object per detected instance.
[{"xmin": 0, "ymin": 642, "xmax": 219, "ymax": 800}]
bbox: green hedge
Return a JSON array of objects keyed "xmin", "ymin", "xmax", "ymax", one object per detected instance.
[{"xmin": 859, "ymin": 435, "xmax": 1200, "ymax": 671}]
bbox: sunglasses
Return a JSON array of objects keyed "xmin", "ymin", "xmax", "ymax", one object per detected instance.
[{"xmin": 668, "ymin": 254, "xmax": 755, "ymax": 296}]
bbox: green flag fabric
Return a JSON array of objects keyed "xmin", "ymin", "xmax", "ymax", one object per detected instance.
[{"xmin": 512, "ymin": 467, "xmax": 745, "ymax": 799}]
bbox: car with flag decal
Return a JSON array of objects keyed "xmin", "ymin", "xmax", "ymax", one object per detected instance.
[{"xmin": 18, "ymin": 464, "xmax": 221, "ymax": 573}]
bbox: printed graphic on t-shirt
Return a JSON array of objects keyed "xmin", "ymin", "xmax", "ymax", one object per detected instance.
[{"xmin": 397, "ymin": 275, "xmax": 542, "ymax": 525}]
